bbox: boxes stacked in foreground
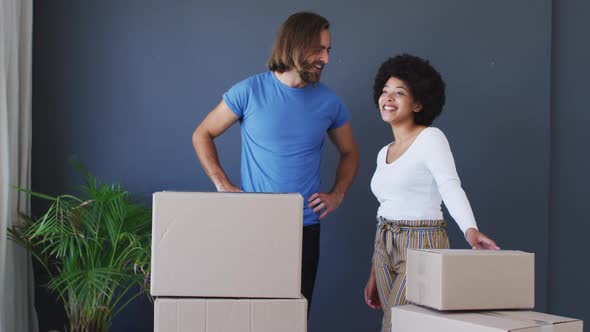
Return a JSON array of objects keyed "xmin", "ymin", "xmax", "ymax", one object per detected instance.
[
  {"xmin": 151, "ymin": 192, "xmax": 307, "ymax": 332},
  {"xmin": 391, "ymin": 249, "xmax": 583, "ymax": 331}
]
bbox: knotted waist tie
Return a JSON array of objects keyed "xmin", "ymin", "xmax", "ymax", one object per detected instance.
[{"xmin": 376, "ymin": 216, "xmax": 447, "ymax": 256}]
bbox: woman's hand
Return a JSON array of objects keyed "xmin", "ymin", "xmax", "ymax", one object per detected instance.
[
  {"xmin": 364, "ymin": 264, "xmax": 382, "ymax": 309},
  {"xmin": 465, "ymin": 228, "xmax": 500, "ymax": 250}
]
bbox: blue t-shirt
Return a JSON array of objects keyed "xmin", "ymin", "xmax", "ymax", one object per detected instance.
[{"xmin": 223, "ymin": 71, "xmax": 350, "ymax": 226}]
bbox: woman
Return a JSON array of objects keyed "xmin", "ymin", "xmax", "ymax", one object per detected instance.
[{"xmin": 364, "ymin": 54, "xmax": 499, "ymax": 332}]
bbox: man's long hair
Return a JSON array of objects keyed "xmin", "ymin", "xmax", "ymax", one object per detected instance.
[{"xmin": 267, "ymin": 12, "xmax": 330, "ymax": 73}]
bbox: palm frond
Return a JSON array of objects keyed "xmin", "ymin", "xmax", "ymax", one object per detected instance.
[{"xmin": 7, "ymin": 162, "xmax": 152, "ymax": 332}]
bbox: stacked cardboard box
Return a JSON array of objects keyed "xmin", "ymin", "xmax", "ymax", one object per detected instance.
[
  {"xmin": 151, "ymin": 192, "xmax": 307, "ymax": 332},
  {"xmin": 391, "ymin": 249, "xmax": 583, "ymax": 331}
]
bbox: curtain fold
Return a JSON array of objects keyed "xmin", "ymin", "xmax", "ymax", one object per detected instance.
[{"xmin": 0, "ymin": 0, "xmax": 39, "ymax": 331}]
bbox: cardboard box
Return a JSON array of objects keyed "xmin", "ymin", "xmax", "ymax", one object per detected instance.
[
  {"xmin": 151, "ymin": 192, "xmax": 303, "ymax": 298},
  {"xmin": 406, "ymin": 249, "xmax": 534, "ymax": 310},
  {"xmin": 155, "ymin": 297, "xmax": 307, "ymax": 332},
  {"xmin": 391, "ymin": 304, "xmax": 583, "ymax": 332}
]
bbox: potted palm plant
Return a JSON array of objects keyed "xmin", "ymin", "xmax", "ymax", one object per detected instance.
[{"xmin": 8, "ymin": 162, "xmax": 152, "ymax": 332}]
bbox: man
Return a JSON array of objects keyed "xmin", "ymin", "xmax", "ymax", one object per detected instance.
[{"xmin": 192, "ymin": 11, "xmax": 359, "ymax": 310}]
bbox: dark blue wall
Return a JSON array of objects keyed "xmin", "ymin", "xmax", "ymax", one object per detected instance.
[
  {"xmin": 549, "ymin": 0, "xmax": 590, "ymax": 329},
  {"xmin": 30, "ymin": 0, "xmax": 586, "ymax": 331}
]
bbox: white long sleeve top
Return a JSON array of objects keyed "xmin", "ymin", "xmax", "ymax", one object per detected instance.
[{"xmin": 370, "ymin": 127, "xmax": 478, "ymax": 233}]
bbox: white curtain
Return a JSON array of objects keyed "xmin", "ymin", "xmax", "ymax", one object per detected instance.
[{"xmin": 0, "ymin": 0, "xmax": 39, "ymax": 331}]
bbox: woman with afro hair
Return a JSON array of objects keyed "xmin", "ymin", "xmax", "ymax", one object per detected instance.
[{"xmin": 364, "ymin": 54, "xmax": 499, "ymax": 332}]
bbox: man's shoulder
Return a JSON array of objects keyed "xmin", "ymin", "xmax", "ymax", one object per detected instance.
[
  {"xmin": 238, "ymin": 71, "xmax": 272, "ymax": 84},
  {"xmin": 229, "ymin": 71, "xmax": 272, "ymax": 92},
  {"xmin": 224, "ymin": 72, "xmax": 266, "ymax": 95}
]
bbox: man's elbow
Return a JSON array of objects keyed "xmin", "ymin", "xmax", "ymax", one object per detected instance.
[
  {"xmin": 341, "ymin": 146, "xmax": 360, "ymax": 167},
  {"xmin": 343, "ymin": 144, "xmax": 360, "ymax": 160},
  {"xmin": 192, "ymin": 125, "xmax": 212, "ymax": 148}
]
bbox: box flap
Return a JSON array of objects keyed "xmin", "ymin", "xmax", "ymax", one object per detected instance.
[
  {"xmin": 409, "ymin": 248, "xmax": 532, "ymax": 256},
  {"xmin": 483, "ymin": 310, "xmax": 581, "ymax": 326},
  {"xmin": 394, "ymin": 305, "xmax": 581, "ymax": 331}
]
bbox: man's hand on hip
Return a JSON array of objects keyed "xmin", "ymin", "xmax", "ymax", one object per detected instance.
[{"xmin": 308, "ymin": 191, "xmax": 344, "ymax": 220}]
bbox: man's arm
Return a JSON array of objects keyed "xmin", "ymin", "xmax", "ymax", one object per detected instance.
[
  {"xmin": 308, "ymin": 122, "xmax": 359, "ymax": 219},
  {"xmin": 192, "ymin": 100, "xmax": 242, "ymax": 192}
]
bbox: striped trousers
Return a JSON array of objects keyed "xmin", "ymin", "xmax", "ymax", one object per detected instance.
[{"xmin": 372, "ymin": 217, "xmax": 450, "ymax": 332}]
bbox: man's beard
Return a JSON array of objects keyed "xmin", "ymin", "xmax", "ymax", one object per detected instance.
[{"xmin": 299, "ymin": 61, "xmax": 324, "ymax": 84}]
